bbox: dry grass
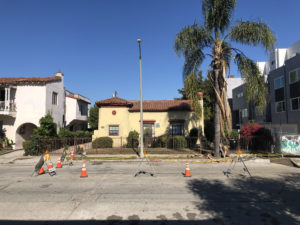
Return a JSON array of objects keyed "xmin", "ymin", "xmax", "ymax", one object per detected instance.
[{"xmin": 85, "ymin": 147, "xmax": 199, "ymax": 155}]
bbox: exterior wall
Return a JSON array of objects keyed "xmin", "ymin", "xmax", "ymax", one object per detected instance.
[
  {"xmin": 65, "ymin": 97, "xmax": 77, "ymax": 125},
  {"xmin": 225, "ymin": 77, "xmax": 243, "ymax": 99},
  {"xmin": 45, "ymin": 81, "xmax": 65, "ymax": 129},
  {"xmin": 77, "ymin": 100, "xmax": 89, "ymax": 121},
  {"xmin": 287, "ymin": 40, "xmax": 300, "ymax": 60}
]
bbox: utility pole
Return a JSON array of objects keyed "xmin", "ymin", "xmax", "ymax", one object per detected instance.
[{"xmin": 137, "ymin": 39, "xmax": 144, "ymax": 158}]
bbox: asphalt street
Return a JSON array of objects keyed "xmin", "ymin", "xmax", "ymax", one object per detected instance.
[{"xmin": 0, "ymin": 153, "xmax": 299, "ymax": 225}]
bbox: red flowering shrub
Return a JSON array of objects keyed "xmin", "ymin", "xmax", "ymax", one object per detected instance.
[
  {"xmin": 240, "ymin": 123, "xmax": 272, "ymax": 152},
  {"xmin": 240, "ymin": 123, "xmax": 261, "ymax": 141}
]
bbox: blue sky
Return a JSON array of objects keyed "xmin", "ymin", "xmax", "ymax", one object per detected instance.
[{"xmin": 0, "ymin": 0, "xmax": 299, "ymax": 104}]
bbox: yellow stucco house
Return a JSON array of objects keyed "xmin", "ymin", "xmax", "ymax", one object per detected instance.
[{"xmin": 92, "ymin": 92, "xmax": 204, "ymax": 146}]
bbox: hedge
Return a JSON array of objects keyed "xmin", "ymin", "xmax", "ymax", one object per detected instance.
[{"xmin": 92, "ymin": 137, "xmax": 113, "ymax": 148}]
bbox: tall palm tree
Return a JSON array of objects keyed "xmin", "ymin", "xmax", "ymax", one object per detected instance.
[{"xmin": 174, "ymin": 0, "xmax": 275, "ymax": 157}]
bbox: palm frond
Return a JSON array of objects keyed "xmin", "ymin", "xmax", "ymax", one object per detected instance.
[
  {"xmin": 230, "ymin": 20, "xmax": 276, "ymax": 51},
  {"xmin": 174, "ymin": 24, "xmax": 211, "ymax": 77},
  {"xmin": 235, "ymin": 53, "xmax": 267, "ymax": 113},
  {"xmin": 202, "ymin": 0, "xmax": 237, "ymax": 35}
]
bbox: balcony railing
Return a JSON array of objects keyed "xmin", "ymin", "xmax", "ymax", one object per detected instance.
[{"xmin": 0, "ymin": 101, "xmax": 16, "ymax": 113}]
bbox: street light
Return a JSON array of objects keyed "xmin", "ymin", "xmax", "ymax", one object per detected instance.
[{"xmin": 137, "ymin": 39, "xmax": 144, "ymax": 158}]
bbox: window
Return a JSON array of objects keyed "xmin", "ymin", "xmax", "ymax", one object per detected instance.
[
  {"xmin": 144, "ymin": 123, "xmax": 155, "ymax": 137},
  {"xmin": 0, "ymin": 90, "xmax": 5, "ymax": 101},
  {"xmin": 79, "ymin": 104, "xmax": 87, "ymax": 116},
  {"xmin": 241, "ymin": 109, "xmax": 248, "ymax": 118},
  {"xmin": 291, "ymin": 97, "xmax": 300, "ymax": 111},
  {"xmin": 109, "ymin": 125, "xmax": 119, "ymax": 136},
  {"xmin": 236, "ymin": 92, "xmax": 243, "ymax": 98},
  {"xmin": 274, "ymin": 77, "xmax": 284, "ymax": 89},
  {"xmin": 169, "ymin": 123, "xmax": 184, "ymax": 136},
  {"xmin": 289, "ymin": 69, "xmax": 300, "ymax": 84},
  {"xmin": 275, "ymin": 101, "xmax": 285, "ymax": 113},
  {"xmin": 52, "ymin": 92, "xmax": 58, "ymax": 105}
]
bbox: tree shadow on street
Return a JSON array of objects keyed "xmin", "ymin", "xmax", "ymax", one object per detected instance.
[{"xmin": 188, "ymin": 173, "xmax": 300, "ymax": 225}]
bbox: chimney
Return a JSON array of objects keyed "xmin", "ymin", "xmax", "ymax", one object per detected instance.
[{"xmin": 54, "ymin": 69, "xmax": 64, "ymax": 78}]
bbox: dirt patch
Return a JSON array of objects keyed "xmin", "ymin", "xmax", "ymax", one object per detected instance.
[{"xmin": 270, "ymin": 158, "xmax": 296, "ymax": 167}]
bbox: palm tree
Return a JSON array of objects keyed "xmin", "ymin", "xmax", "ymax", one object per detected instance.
[{"xmin": 174, "ymin": 0, "xmax": 275, "ymax": 157}]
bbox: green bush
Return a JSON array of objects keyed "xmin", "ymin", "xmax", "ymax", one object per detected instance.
[
  {"xmin": 152, "ymin": 135, "xmax": 167, "ymax": 148},
  {"xmin": 126, "ymin": 130, "xmax": 139, "ymax": 148},
  {"xmin": 92, "ymin": 137, "xmax": 113, "ymax": 148},
  {"xmin": 189, "ymin": 128, "xmax": 198, "ymax": 148},
  {"xmin": 58, "ymin": 128, "xmax": 74, "ymax": 138},
  {"xmin": 204, "ymin": 120, "xmax": 214, "ymax": 142},
  {"xmin": 23, "ymin": 140, "xmax": 38, "ymax": 156},
  {"xmin": 167, "ymin": 136, "xmax": 187, "ymax": 149},
  {"xmin": 229, "ymin": 130, "xmax": 239, "ymax": 140}
]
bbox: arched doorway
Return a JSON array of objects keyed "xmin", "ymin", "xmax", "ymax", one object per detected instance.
[{"xmin": 15, "ymin": 123, "xmax": 37, "ymax": 149}]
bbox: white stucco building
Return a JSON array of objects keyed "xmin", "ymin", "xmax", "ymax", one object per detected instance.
[
  {"xmin": 0, "ymin": 71, "xmax": 90, "ymax": 149},
  {"xmin": 65, "ymin": 90, "xmax": 91, "ymax": 131}
]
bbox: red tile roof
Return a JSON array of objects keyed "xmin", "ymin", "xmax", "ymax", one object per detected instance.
[
  {"xmin": 0, "ymin": 77, "xmax": 61, "ymax": 85},
  {"xmin": 96, "ymin": 97, "xmax": 134, "ymax": 107},
  {"xmin": 96, "ymin": 97, "xmax": 192, "ymax": 111},
  {"xmin": 129, "ymin": 100, "xmax": 192, "ymax": 112}
]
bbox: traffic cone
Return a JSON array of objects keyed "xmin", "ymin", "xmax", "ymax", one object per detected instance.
[
  {"xmin": 56, "ymin": 157, "xmax": 62, "ymax": 168},
  {"xmin": 38, "ymin": 167, "xmax": 45, "ymax": 175},
  {"xmin": 71, "ymin": 152, "xmax": 75, "ymax": 160},
  {"xmin": 80, "ymin": 161, "xmax": 88, "ymax": 178},
  {"xmin": 184, "ymin": 161, "xmax": 191, "ymax": 177},
  {"xmin": 48, "ymin": 161, "xmax": 53, "ymax": 170}
]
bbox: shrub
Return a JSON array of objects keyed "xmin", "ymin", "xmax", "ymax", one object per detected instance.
[
  {"xmin": 74, "ymin": 130, "xmax": 87, "ymax": 137},
  {"xmin": 229, "ymin": 130, "xmax": 239, "ymax": 140},
  {"xmin": 251, "ymin": 127, "xmax": 273, "ymax": 152},
  {"xmin": 23, "ymin": 140, "xmax": 38, "ymax": 156},
  {"xmin": 58, "ymin": 128, "xmax": 74, "ymax": 138},
  {"xmin": 204, "ymin": 120, "xmax": 214, "ymax": 142},
  {"xmin": 92, "ymin": 137, "xmax": 113, "ymax": 148},
  {"xmin": 167, "ymin": 136, "xmax": 187, "ymax": 149},
  {"xmin": 189, "ymin": 128, "xmax": 198, "ymax": 148},
  {"xmin": 126, "ymin": 131, "xmax": 139, "ymax": 148},
  {"xmin": 189, "ymin": 128, "xmax": 198, "ymax": 137},
  {"xmin": 152, "ymin": 135, "xmax": 167, "ymax": 148}
]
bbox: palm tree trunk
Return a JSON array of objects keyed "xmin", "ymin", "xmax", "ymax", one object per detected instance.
[{"xmin": 214, "ymin": 69, "xmax": 221, "ymax": 158}]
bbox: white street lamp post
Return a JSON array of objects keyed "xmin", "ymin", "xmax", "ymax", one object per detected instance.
[{"xmin": 137, "ymin": 39, "xmax": 144, "ymax": 158}]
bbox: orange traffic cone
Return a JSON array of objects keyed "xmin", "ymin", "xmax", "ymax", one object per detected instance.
[
  {"xmin": 71, "ymin": 152, "xmax": 75, "ymax": 160},
  {"xmin": 80, "ymin": 161, "xmax": 88, "ymax": 178},
  {"xmin": 184, "ymin": 161, "xmax": 191, "ymax": 177},
  {"xmin": 56, "ymin": 157, "xmax": 62, "ymax": 168},
  {"xmin": 38, "ymin": 167, "xmax": 45, "ymax": 175},
  {"xmin": 48, "ymin": 161, "xmax": 53, "ymax": 170}
]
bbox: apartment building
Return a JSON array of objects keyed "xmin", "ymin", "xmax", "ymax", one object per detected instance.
[{"xmin": 232, "ymin": 40, "xmax": 300, "ymax": 132}]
